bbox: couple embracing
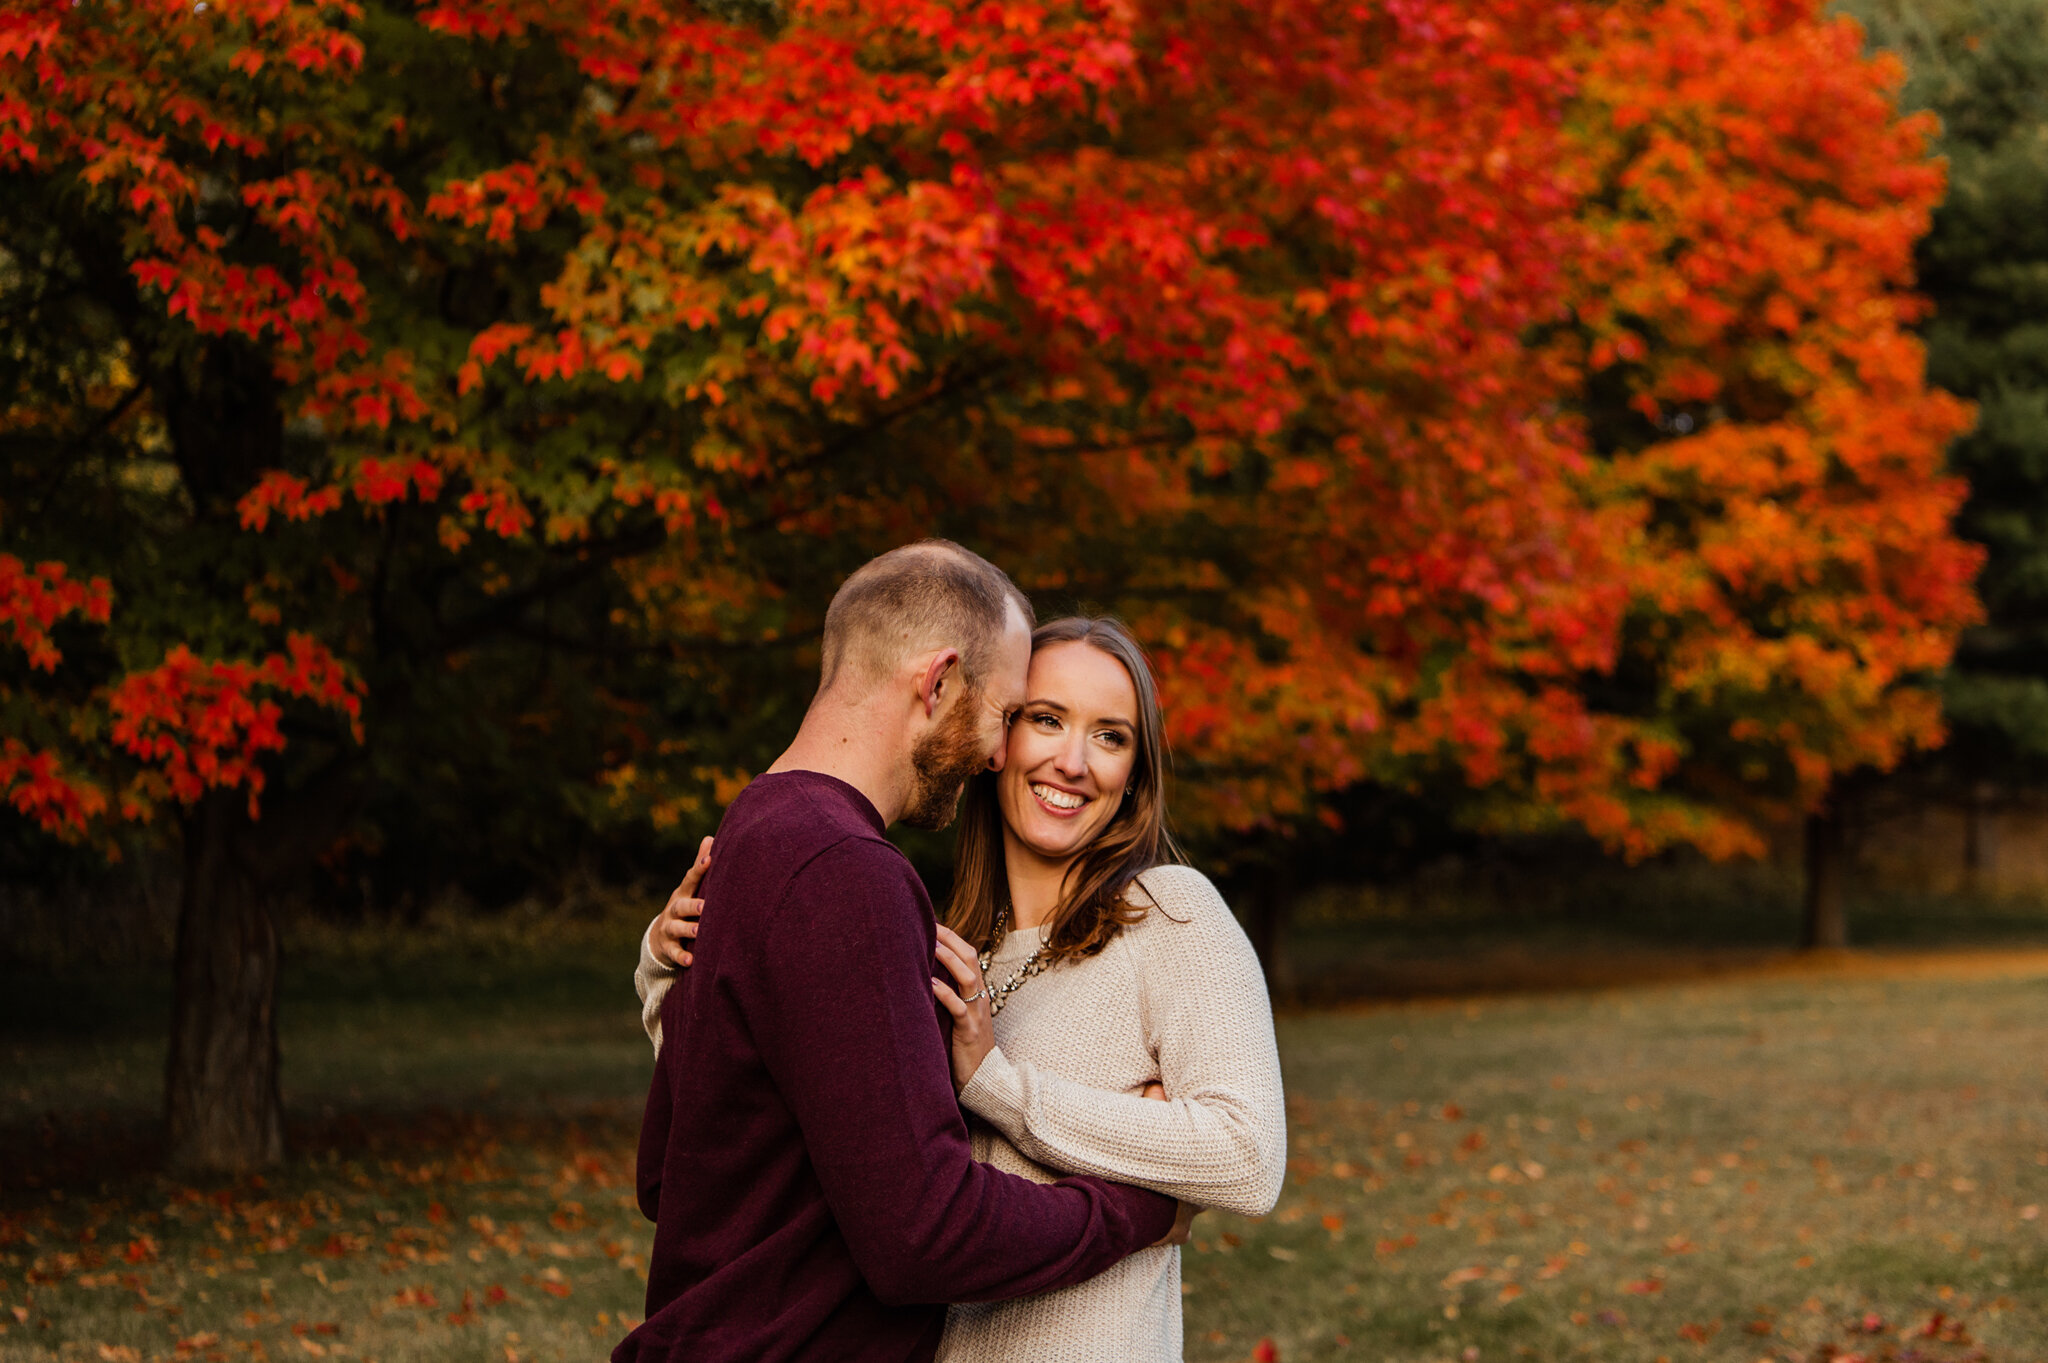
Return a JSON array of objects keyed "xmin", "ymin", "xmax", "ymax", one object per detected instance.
[{"xmin": 616, "ymin": 541, "xmax": 1286, "ymax": 1362}]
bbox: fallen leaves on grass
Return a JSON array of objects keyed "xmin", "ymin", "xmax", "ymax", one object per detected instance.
[{"xmin": 0, "ymin": 1118, "xmax": 645, "ymax": 1362}]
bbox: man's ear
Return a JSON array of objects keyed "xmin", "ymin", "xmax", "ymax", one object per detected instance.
[{"xmin": 918, "ymin": 648, "xmax": 963, "ymax": 719}]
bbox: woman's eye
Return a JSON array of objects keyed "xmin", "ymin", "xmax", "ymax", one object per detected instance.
[
  {"xmin": 1031, "ymin": 713, "xmax": 1059, "ymax": 729},
  {"xmin": 1097, "ymin": 731, "xmax": 1126, "ymax": 748}
]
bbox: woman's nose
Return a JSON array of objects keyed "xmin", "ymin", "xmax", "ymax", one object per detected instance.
[{"xmin": 1055, "ymin": 734, "xmax": 1089, "ymax": 778}]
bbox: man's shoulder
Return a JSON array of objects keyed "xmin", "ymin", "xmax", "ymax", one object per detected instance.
[
  {"xmin": 719, "ymin": 773, "xmax": 922, "ymax": 916},
  {"xmin": 722, "ymin": 772, "xmax": 891, "ymax": 856}
]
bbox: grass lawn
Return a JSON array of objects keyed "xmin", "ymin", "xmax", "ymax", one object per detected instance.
[{"xmin": 3, "ymin": 935, "xmax": 2045, "ymax": 1363}]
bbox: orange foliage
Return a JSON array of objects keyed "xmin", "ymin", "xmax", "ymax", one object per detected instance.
[
  {"xmin": 1573, "ymin": 0, "xmax": 1981, "ymax": 847},
  {"xmin": 0, "ymin": 0, "xmax": 1981, "ymax": 860}
]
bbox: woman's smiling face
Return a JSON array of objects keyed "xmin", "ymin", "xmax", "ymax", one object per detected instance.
[{"xmin": 996, "ymin": 639, "xmax": 1142, "ymax": 866}]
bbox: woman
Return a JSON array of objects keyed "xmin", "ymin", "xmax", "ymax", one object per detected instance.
[{"xmin": 636, "ymin": 617, "xmax": 1286, "ymax": 1361}]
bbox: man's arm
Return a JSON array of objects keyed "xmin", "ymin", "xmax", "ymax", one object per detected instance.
[{"xmin": 751, "ymin": 841, "xmax": 1177, "ymax": 1306}]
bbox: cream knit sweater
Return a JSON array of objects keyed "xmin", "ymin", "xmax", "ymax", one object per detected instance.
[{"xmin": 634, "ymin": 862, "xmax": 1287, "ymax": 1362}]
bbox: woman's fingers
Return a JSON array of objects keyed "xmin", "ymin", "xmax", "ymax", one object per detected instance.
[
  {"xmin": 931, "ymin": 977, "xmax": 967, "ymax": 1021},
  {"xmin": 1142, "ymin": 1081, "xmax": 1167, "ymax": 1102},
  {"xmin": 932, "ymin": 938, "xmax": 982, "ymax": 994},
  {"xmin": 661, "ymin": 919, "xmax": 694, "ymax": 967},
  {"xmin": 663, "ymin": 885, "xmax": 702, "ymax": 923},
  {"xmin": 654, "ymin": 889, "xmax": 704, "ymax": 970},
  {"xmin": 674, "ymin": 834, "xmax": 715, "ymax": 899}
]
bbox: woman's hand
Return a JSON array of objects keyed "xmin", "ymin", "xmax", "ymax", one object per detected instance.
[
  {"xmin": 1152, "ymin": 1199, "xmax": 1201, "ymax": 1247},
  {"xmin": 651, "ymin": 835, "xmax": 713, "ymax": 970},
  {"xmin": 930, "ymin": 923, "xmax": 995, "ymax": 1093}
]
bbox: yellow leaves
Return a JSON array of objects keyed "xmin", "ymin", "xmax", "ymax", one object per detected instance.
[{"xmin": 1485, "ymin": 1161, "xmax": 1545, "ymax": 1184}]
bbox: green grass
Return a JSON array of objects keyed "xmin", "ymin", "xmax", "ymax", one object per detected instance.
[
  {"xmin": 4, "ymin": 926, "xmax": 2047, "ymax": 1363},
  {"xmin": 1185, "ymin": 962, "xmax": 2048, "ymax": 1361}
]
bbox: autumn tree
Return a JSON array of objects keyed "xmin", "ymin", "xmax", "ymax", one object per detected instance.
[
  {"xmin": 984, "ymin": 0, "xmax": 1980, "ymax": 965},
  {"xmin": 1, "ymin": 0, "xmax": 1389, "ymax": 1170},
  {"xmin": 0, "ymin": 0, "xmax": 1160, "ymax": 1168},
  {"xmin": 0, "ymin": 0, "xmax": 1982, "ymax": 1168},
  {"xmin": 1563, "ymin": 0, "xmax": 1979, "ymax": 949}
]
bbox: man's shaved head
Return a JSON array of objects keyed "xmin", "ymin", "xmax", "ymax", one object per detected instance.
[{"xmin": 819, "ymin": 540, "xmax": 1035, "ymax": 695}]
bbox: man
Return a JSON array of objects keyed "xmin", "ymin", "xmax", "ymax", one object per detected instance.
[{"xmin": 616, "ymin": 541, "xmax": 1184, "ymax": 1363}]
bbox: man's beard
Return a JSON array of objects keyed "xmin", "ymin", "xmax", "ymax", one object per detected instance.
[{"xmin": 902, "ymin": 692, "xmax": 992, "ymax": 831}]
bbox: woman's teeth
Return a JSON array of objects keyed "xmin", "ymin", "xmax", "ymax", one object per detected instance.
[{"xmin": 1031, "ymin": 783, "xmax": 1085, "ymax": 810}]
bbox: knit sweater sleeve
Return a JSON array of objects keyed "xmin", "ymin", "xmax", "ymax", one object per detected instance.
[
  {"xmin": 957, "ymin": 865, "xmax": 1287, "ymax": 1217},
  {"xmin": 635, "ymin": 918, "xmax": 675, "ymax": 1054}
]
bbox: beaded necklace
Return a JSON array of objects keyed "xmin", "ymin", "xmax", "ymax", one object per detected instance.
[{"xmin": 976, "ymin": 903, "xmax": 1050, "ymax": 1017}]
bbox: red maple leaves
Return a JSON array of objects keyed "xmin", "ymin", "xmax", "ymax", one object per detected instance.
[
  {"xmin": 1, "ymin": 556, "xmax": 110, "ymax": 672},
  {"xmin": 0, "ymin": 557, "xmax": 361, "ymax": 834},
  {"xmin": 109, "ymin": 635, "xmax": 362, "ymax": 820},
  {"xmin": 0, "ymin": 0, "xmax": 1987, "ymax": 859}
]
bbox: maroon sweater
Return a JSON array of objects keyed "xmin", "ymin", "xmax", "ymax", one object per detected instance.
[{"xmin": 615, "ymin": 771, "xmax": 1177, "ymax": 1363}]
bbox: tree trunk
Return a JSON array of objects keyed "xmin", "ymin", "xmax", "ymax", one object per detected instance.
[
  {"xmin": 1962, "ymin": 783, "xmax": 1995, "ymax": 894},
  {"xmin": 1244, "ymin": 866, "xmax": 1297, "ymax": 1004},
  {"xmin": 165, "ymin": 791, "xmax": 284, "ymax": 1174},
  {"xmin": 1800, "ymin": 805, "xmax": 1848, "ymax": 950}
]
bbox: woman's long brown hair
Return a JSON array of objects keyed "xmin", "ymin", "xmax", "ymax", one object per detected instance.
[{"xmin": 943, "ymin": 616, "xmax": 1182, "ymax": 962}]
